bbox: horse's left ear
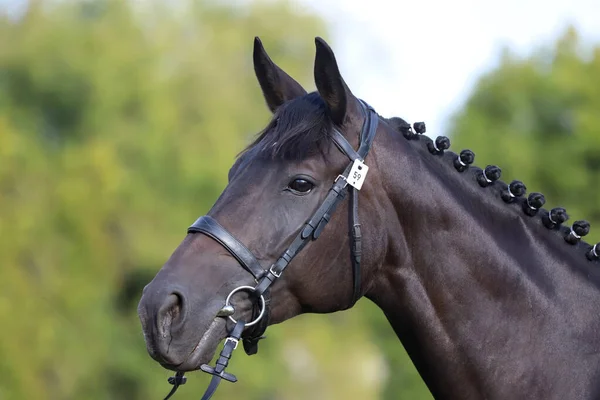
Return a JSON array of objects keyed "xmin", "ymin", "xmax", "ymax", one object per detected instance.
[
  {"xmin": 253, "ymin": 37, "xmax": 307, "ymax": 113},
  {"xmin": 314, "ymin": 37, "xmax": 357, "ymax": 126}
]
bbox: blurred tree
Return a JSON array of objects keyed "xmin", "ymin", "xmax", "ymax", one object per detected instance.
[
  {"xmin": 449, "ymin": 27, "xmax": 600, "ymax": 246},
  {"xmin": 0, "ymin": 0, "xmax": 432, "ymax": 399}
]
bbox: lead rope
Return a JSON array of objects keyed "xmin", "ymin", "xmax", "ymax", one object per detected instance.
[{"xmin": 163, "ymin": 320, "xmax": 246, "ymax": 400}]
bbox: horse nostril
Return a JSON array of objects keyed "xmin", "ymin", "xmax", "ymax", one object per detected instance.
[{"xmin": 157, "ymin": 293, "xmax": 183, "ymax": 338}]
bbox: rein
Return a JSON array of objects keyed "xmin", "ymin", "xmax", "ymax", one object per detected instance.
[{"xmin": 163, "ymin": 100, "xmax": 379, "ymax": 400}]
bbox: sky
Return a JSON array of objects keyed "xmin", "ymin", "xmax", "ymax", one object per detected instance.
[
  {"xmin": 289, "ymin": 0, "xmax": 600, "ymax": 137},
  {"xmin": 1, "ymin": 0, "xmax": 599, "ymax": 137}
]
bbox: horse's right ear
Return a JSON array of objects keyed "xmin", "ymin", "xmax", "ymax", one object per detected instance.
[
  {"xmin": 253, "ymin": 37, "xmax": 307, "ymax": 113},
  {"xmin": 313, "ymin": 37, "xmax": 356, "ymax": 126}
]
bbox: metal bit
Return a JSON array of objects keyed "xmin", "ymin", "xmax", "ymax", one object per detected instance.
[{"xmin": 216, "ymin": 305, "xmax": 235, "ymax": 318}]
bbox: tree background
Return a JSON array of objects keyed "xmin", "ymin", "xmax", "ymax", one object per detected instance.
[
  {"xmin": 450, "ymin": 26, "xmax": 600, "ymax": 246},
  {"xmin": 1, "ymin": 1, "xmax": 598, "ymax": 399}
]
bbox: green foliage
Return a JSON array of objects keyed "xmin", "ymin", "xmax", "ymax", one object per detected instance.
[
  {"xmin": 449, "ymin": 27, "xmax": 600, "ymax": 244},
  {"xmin": 0, "ymin": 1, "xmax": 431, "ymax": 399}
]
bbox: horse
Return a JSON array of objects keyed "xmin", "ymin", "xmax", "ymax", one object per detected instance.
[{"xmin": 137, "ymin": 36, "xmax": 600, "ymax": 399}]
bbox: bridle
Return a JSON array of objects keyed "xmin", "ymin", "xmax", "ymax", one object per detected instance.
[
  {"xmin": 163, "ymin": 100, "xmax": 379, "ymax": 400},
  {"xmin": 164, "ymin": 100, "xmax": 379, "ymax": 399}
]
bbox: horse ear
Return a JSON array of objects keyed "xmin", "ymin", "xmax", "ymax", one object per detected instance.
[
  {"xmin": 253, "ymin": 37, "xmax": 307, "ymax": 113},
  {"xmin": 313, "ymin": 37, "xmax": 355, "ymax": 126}
]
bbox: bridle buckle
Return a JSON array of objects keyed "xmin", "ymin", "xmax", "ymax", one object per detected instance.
[
  {"xmin": 268, "ymin": 265, "xmax": 282, "ymax": 278},
  {"xmin": 224, "ymin": 337, "xmax": 239, "ymax": 350},
  {"xmin": 334, "ymin": 174, "xmax": 348, "ymax": 188}
]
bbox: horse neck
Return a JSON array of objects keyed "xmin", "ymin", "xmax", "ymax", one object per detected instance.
[{"xmin": 363, "ymin": 123, "xmax": 600, "ymax": 399}]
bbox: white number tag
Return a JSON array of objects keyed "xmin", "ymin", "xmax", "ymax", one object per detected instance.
[{"xmin": 347, "ymin": 159, "xmax": 369, "ymax": 190}]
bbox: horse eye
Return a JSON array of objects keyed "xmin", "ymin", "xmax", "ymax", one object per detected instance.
[{"xmin": 288, "ymin": 178, "xmax": 314, "ymax": 194}]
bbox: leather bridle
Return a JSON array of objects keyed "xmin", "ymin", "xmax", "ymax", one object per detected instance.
[{"xmin": 163, "ymin": 100, "xmax": 379, "ymax": 400}]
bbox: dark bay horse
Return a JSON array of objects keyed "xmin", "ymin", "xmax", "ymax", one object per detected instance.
[{"xmin": 137, "ymin": 37, "xmax": 600, "ymax": 399}]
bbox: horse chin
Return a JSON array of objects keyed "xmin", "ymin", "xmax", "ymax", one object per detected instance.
[{"xmin": 162, "ymin": 317, "xmax": 229, "ymax": 372}]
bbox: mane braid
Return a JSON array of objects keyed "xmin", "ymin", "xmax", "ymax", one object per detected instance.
[
  {"xmin": 241, "ymin": 92, "xmax": 333, "ymax": 161},
  {"xmin": 386, "ymin": 119, "xmax": 599, "ymax": 264}
]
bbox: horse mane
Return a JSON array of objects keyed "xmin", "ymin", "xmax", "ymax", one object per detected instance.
[
  {"xmin": 241, "ymin": 93, "xmax": 599, "ymax": 264},
  {"xmin": 240, "ymin": 92, "xmax": 332, "ymax": 160},
  {"xmin": 386, "ymin": 117, "xmax": 600, "ymax": 264}
]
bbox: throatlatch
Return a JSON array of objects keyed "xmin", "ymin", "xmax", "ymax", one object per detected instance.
[{"xmin": 163, "ymin": 100, "xmax": 379, "ymax": 400}]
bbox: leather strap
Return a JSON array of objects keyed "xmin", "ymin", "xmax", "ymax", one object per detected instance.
[
  {"xmin": 327, "ymin": 100, "xmax": 376, "ymax": 305},
  {"xmin": 254, "ymin": 164, "xmax": 353, "ymax": 296},
  {"xmin": 188, "ymin": 216, "xmax": 265, "ymax": 281},
  {"xmin": 198, "ymin": 320, "xmax": 246, "ymax": 399},
  {"xmin": 241, "ymin": 288, "xmax": 271, "ymax": 355},
  {"xmin": 329, "ymin": 99, "xmax": 377, "ymax": 163},
  {"xmin": 357, "ymin": 100, "xmax": 378, "ymax": 158},
  {"xmin": 349, "ymin": 187, "xmax": 362, "ymax": 305},
  {"xmin": 200, "ymin": 375, "xmax": 223, "ymax": 400},
  {"xmin": 163, "ymin": 321, "xmax": 246, "ymax": 400},
  {"xmin": 331, "ymin": 128, "xmax": 361, "ymax": 161}
]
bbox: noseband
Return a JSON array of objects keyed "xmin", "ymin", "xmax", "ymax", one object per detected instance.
[{"xmin": 163, "ymin": 100, "xmax": 379, "ymax": 400}]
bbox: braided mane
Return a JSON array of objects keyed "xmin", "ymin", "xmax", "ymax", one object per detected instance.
[{"xmin": 386, "ymin": 116, "xmax": 599, "ymax": 263}]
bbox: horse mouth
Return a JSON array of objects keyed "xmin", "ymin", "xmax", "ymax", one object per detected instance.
[{"xmin": 162, "ymin": 316, "xmax": 228, "ymax": 372}]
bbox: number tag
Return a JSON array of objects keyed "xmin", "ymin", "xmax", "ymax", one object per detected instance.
[{"xmin": 347, "ymin": 159, "xmax": 369, "ymax": 190}]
